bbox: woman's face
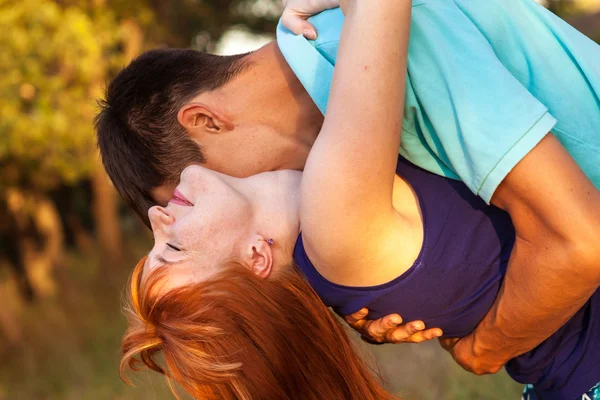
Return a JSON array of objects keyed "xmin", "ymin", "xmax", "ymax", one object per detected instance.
[{"xmin": 145, "ymin": 165, "xmax": 254, "ymax": 287}]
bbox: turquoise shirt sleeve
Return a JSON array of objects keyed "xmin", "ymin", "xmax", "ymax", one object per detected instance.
[
  {"xmin": 453, "ymin": 0, "xmax": 600, "ymax": 192},
  {"xmin": 277, "ymin": 3, "xmax": 558, "ymax": 203},
  {"xmin": 405, "ymin": 0, "xmax": 558, "ymax": 202}
]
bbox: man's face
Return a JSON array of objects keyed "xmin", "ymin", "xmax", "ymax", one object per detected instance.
[{"xmin": 151, "ymin": 120, "xmax": 313, "ymax": 207}]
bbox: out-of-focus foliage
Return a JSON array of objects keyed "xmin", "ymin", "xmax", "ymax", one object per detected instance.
[
  {"xmin": 62, "ymin": 0, "xmax": 281, "ymax": 50},
  {"xmin": 137, "ymin": 0, "xmax": 282, "ymax": 50},
  {"xmin": 0, "ymin": 0, "xmax": 282, "ymax": 192},
  {"xmin": 0, "ymin": 0, "xmax": 123, "ymax": 191},
  {"xmin": 547, "ymin": 0, "xmax": 577, "ymax": 14}
]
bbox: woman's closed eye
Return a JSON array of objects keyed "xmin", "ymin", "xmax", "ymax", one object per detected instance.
[{"xmin": 166, "ymin": 243, "xmax": 182, "ymax": 252}]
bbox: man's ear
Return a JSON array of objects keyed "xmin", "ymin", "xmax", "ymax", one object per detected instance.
[
  {"xmin": 177, "ymin": 102, "xmax": 234, "ymax": 135},
  {"xmin": 241, "ymin": 235, "xmax": 274, "ymax": 279}
]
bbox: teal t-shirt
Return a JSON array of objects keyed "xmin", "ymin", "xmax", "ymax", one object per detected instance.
[{"xmin": 276, "ymin": 0, "xmax": 600, "ymax": 203}]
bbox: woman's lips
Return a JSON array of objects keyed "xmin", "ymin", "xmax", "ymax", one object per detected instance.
[{"xmin": 169, "ymin": 188, "xmax": 194, "ymax": 206}]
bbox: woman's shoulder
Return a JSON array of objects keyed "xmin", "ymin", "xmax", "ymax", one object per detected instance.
[{"xmin": 299, "ymin": 171, "xmax": 425, "ymax": 288}]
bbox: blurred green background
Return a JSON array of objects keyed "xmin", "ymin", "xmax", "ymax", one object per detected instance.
[{"xmin": 0, "ymin": 1, "xmax": 598, "ymax": 399}]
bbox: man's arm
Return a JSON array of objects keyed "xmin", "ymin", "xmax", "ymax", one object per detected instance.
[{"xmin": 450, "ymin": 133, "xmax": 600, "ymax": 374}]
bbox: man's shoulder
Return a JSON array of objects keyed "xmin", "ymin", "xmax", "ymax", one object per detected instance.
[
  {"xmin": 307, "ymin": 8, "xmax": 344, "ymax": 49},
  {"xmin": 276, "ymin": 8, "xmax": 342, "ymax": 55},
  {"xmin": 276, "ymin": 10, "xmax": 339, "ymax": 114},
  {"xmin": 306, "ymin": 1, "xmax": 432, "ymax": 61}
]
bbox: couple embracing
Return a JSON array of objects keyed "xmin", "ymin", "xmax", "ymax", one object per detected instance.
[{"xmin": 96, "ymin": 0, "xmax": 600, "ymax": 399}]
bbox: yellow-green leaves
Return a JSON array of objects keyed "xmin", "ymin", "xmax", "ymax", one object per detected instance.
[{"xmin": 0, "ymin": 0, "xmax": 122, "ymax": 190}]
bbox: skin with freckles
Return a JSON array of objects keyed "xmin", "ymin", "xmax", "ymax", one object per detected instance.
[
  {"xmin": 115, "ymin": 0, "xmax": 600, "ymax": 379},
  {"xmin": 142, "ymin": 0, "xmax": 440, "ymax": 347},
  {"xmin": 147, "ymin": 165, "xmax": 442, "ymax": 343},
  {"xmin": 145, "ymin": 165, "xmax": 303, "ymax": 292}
]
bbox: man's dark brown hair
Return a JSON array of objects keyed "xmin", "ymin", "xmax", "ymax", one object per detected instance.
[{"xmin": 95, "ymin": 48, "xmax": 249, "ymax": 227}]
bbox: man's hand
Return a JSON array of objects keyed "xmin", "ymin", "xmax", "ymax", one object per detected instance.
[
  {"xmin": 281, "ymin": 0, "xmax": 341, "ymax": 39},
  {"xmin": 344, "ymin": 308, "xmax": 443, "ymax": 344},
  {"xmin": 439, "ymin": 336, "xmax": 503, "ymax": 375}
]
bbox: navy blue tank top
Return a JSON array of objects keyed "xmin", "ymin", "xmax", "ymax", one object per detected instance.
[{"xmin": 294, "ymin": 156, "xmax": 600, "ymax": 400}]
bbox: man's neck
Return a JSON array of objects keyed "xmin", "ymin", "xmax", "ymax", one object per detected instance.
[
  {"xmin": 256, "ymin": 42, "xmax": 324, "ymax": 148},
  {"xmin": 232, "ymin": 42, "xmax": 324, "ymax": 164}
]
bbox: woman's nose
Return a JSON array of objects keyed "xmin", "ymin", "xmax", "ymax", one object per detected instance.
[{"xmin": 148, "ymin": 206, "xmax": 175, "ymax": 231}]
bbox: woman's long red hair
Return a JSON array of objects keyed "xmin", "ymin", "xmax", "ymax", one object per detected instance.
[{"xmin": 120, "ymin": 256, "xmax": 396, "ymax": 400}]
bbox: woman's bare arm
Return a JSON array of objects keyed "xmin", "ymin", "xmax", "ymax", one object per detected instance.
[{"xmin": 300, "ymin": 0, "xmax": 412, "ymax": 282}]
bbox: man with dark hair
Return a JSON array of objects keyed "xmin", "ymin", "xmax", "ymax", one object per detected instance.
[
  {"xmin": 96, "ymin": 50, "xmax": 253, "ymax": 223},
  {"xmin": 97, "ymin": 0, "xmax": 600, "ymax": 391}
]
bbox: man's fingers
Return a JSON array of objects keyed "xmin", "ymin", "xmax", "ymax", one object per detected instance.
[
  {"xmin": 281, "ymin": 12, "xmax": 318, "ymax": 39},
  {"xmin": 344, "ymin": 308, "xmax": 369, "ymax": 325},
  {"xmin": 399, "ymin": 328, "xmax": 443, "ymax": 344},
  {"xmin": 364, "ymin": 314, "xmax": 403, "ymax": 340},
  {"xmin": 388, "ymin": 324, "xmax": 443, "ymax": 344},
  {"xmin": 385, "ymin": 321, "xmax": 423, "ymax": 342},
  {"xmin": 421, "ymin": 328, "xmax": 444, "ymax": 342},
  {"xmin": 343, "ymin": 310, "xmax": 443, "ymax": 345}
]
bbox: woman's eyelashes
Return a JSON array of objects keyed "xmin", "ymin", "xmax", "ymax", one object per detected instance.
[{"xmin": 166, "ymin": 243, "xmax": 182, "ymax": 252}]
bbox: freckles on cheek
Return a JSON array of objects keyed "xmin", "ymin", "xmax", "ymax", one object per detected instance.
[{"xmin": 188, "ymin": 224, "xmax": 219, "ymax": 252}]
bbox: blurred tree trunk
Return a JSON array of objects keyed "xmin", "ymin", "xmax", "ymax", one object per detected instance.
[
  {"xmin": 121, "ymin": 19, "xmax": 144, "ymax": 61},
  {"xmin": 88, "ymin": 5, "xmax": 146, "ymax": 266},
  {"xmin": 91, "ymin": 160, "xmax": 123, "ymax": 264},
  {"xmin": 89, "ymin": 17, "xmax": 144, "ymax": 266},
  {"xmin": 51, "ymin": 183, "xmax": 95, "ymax": 253},
  {"xmin": 89, "ymin": 0, "xmax": 123, "ymax": 266},
  {"xmin": 0, "ymin": 201, "xmax": 27, "ymax": 344},
  {"xmin": 8, "ymin": 190, "xmax": 64, "ymax": 298},
  {"xmin": 25, "ymin": 193, "xmax": 64, "ymax": 297},
  {"xmin": 0, "ymin": 287, "xmax": 22, "ymax": 344},
  {"xmin": 0, "ymin": 205, "xmax": 34, "ymax": 302},
  {"xmin": 0, "ymin": 190, "xmax": 63, "ymax": 345},
  {"xmin": 67, "ymin": 214, "xmax": 95, "ymax": 253}
]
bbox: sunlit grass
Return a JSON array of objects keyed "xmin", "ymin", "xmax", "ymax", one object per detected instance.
[
  {"xmin": 0, "ymin": 237, "xmax": 521, "ymax": 400},
  {"xmin": 0, "ymin": 238, "xmax": 174, "ymax": 400}
]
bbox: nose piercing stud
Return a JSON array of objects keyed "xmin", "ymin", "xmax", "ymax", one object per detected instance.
[{"xmin": 259, "ymin": 238, "xmax": 274, "ymax": 246}]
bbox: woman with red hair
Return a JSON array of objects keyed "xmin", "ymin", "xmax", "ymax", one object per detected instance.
[
  {"xmin": 120, "ymin": 0, "xmax": 600, "ymax": 399},
  {"xmin": 121, "ymin": 1, "xmax": 409, "ymax": 398}
]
